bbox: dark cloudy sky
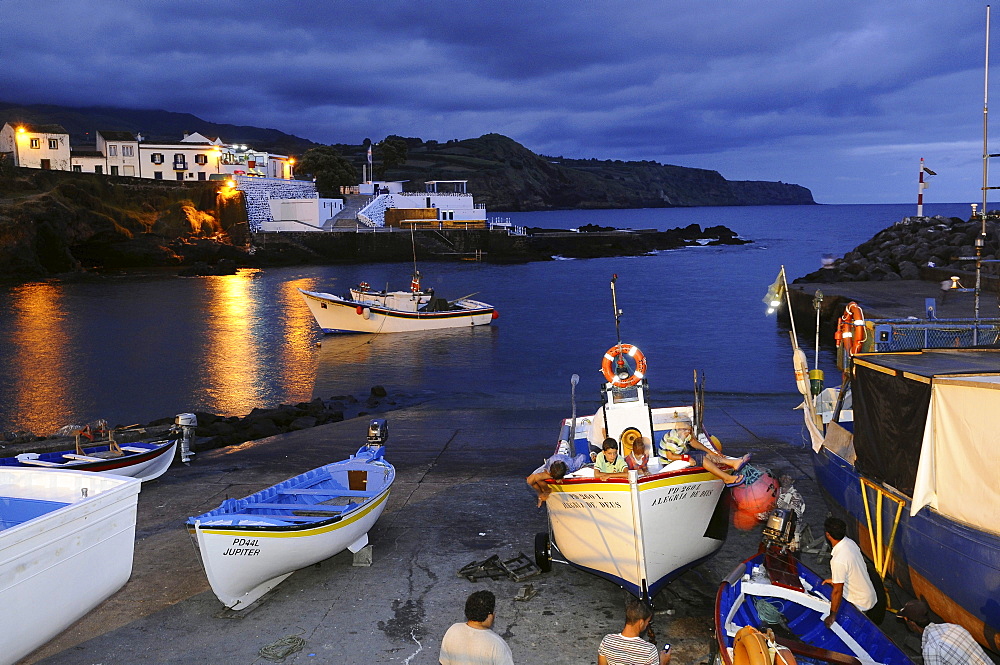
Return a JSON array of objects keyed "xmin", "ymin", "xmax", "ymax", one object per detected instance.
[{"xmin": 2, "ymin": 1, "xmax": 996, "ymax": 204}]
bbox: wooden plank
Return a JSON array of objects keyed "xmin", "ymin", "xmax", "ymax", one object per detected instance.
[
  {"xmin": 18, "ymin": 459, "xmax": 63, "ymax": 467},
  {"xmin": 278, "ymin": 488, "xmax": 376, "ymax": 497},
  {"xmin": 773, "ymin": 637, "xmax": 863, "ymax": 665},
  {"xmin": 120, "ymin": 446, "xmax": 150, "ymax": 453},
  {"xmin": 244, "ymin": 503, "xmax": 350, "ymax": 512},
  {"xmin": 63, "ymin": 454, "xmax": 106, "ymax": 462}
]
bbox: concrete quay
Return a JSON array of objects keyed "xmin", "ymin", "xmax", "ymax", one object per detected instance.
[{"xmin": 24, "ymin": 395, "xmax": 930, "ymax": 665}]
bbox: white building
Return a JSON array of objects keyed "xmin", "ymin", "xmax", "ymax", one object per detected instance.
[
  {"xmin": 97, "ymin": 130, "xmax": 140, "ymax": 177},
  {"xmin": 356, "ymin": 180, "xmax": 487, "ymax": 228},
  {"xmin": 0, "ymin": 122, "xmax": 71, "ymax": 170}
]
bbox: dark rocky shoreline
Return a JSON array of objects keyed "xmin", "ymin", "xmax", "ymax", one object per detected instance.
[{"xmin": 0, "ymin": 385, "xmax": 416, "ymax": 458}]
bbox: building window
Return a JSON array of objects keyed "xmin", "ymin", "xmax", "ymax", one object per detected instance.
[
  {"xmin": 122, "ymin": 145, "xmax": 133, "ymax": 157},
  {"xmin": 197, "ymin": 171, "xmax": 206, "ymax": 180},
  {"xmin": 176, "ymin": 172, "xmax": 184, "ymax": 181},
  {"xmin": 151, "ymin": 153, "xmax": 163, "ymax": 164},
  {"xmin": 109, "ymin": 145, "xmax": 118, "ymax": 156},
  {"xmin": 111, "ymin": 166, "xmax": 119, "ymax": 176},
  {"xmin": 30, "ymin": 138, "xmax": 39, "ymax": 149},
  {"xmin": 48, "ymin": 139, "xmax": 58, "ymax": 149},
  {"xmin": 154, "ymin": 171, "xmax": 162, "ymax": 180},
  {"xmin": 195, "ymin": 154, "xmax": 208, "ymax": 165},
  {"xmin": 73, "ymin": 165, "xmax": 82, "ymax": 172},
  {"xmin": 95, "ymin": 165, "xmax": 103, "ymax": 174}
]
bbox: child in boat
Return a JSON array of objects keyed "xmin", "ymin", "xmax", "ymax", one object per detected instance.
[
  {"xmin": 659, "ymin": 420, "xmax": 750, "ymax": 487},
  {"xmin": 624, "ymin": 446, "xmax": 649, "ymax": 474},
  {"xmin": 595, "ymin": 438, "xmax": 628, "ymax": 480}
]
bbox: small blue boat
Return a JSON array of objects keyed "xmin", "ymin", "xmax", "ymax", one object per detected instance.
[{"xmin": 715, "ymin": 548, "xmax": 914, "ymax": 665}]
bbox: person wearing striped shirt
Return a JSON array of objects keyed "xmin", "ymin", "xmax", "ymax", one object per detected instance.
[{"xmin": 598, "ymin": 599, "xmax": 671, "ymax": 665}]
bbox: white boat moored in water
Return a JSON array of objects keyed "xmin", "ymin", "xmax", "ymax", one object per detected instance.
[
  {"xmin": 299, "ymin": 276, "xmax": 497, "ymax": 334},
  {"xmin": 0, "ymin": 468, "xmax": 141, "ymax": 665}
]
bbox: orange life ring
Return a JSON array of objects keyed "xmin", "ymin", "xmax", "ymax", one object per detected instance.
[
  {"xmin": 732, "ymin": 626, "xmax": 797, "ymax": 665},
  {"xmin": 601, "ymin": 343, "xmax": 647, "ymax": 387},
  {"xmin": 733, "ymin": 626, "xmax": 770, "ymax": 665},
  {"xmin": 836, "ymin": 301, "xmax": 866, "ymax": 356}
]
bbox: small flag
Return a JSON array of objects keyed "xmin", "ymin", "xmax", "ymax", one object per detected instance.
[
  {"xmin": 922, "ymin": 165, "xmax": 937, "ymax": 176},
  {"xmin": 367, "ymin": 145, "xmax": 373, "ymax": 165},
  {"xmin": 763, "ymin": 267, "xmax": 786, "ymax": 314}
]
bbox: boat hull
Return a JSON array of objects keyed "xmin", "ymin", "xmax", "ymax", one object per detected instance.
[
  {"xmin": 548, "ymin": 468, "xmax": 726, "ymax": 598},
  {"xmin": 299, "ymin": 289, "xmax": 495, "ymax": 334},
  {"xmin": 813, "ymin": 447, "xmax": 1000, "ymax": 652},
  {"xmin": 1, "ymin": 439, "xmax": 178, "ymax": 482},
  {"xmin": 0, "ymin": 469, "xmax": 141, "ymax": 665}
]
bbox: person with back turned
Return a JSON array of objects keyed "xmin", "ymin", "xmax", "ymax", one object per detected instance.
[
  {"xmin": 598, "ymin": 598, "xmax": 671, "ymax": 665},
  {"xmin": 439, "ymin": 590, "xmax": 514, "ymax": 665}
]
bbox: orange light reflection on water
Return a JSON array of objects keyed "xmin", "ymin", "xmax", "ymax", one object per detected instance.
[
  {"xmin": 6, "ymin": 283, "xmax": 77, "ymax": 433},
  {"xmin": 200, "ymin": 273, "xmax": 265, "ymax": 414},
  {"xmin": 198, "ymin": 272, "xmax": 317, "ymax": 416}
]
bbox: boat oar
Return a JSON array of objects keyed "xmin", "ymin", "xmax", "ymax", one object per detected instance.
[{"xmin": 448, "ymin": 292, "xmax": 479, "ymax": 304}]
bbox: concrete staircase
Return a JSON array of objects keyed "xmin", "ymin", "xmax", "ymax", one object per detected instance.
[{"xmin": 324, "ymin": 194, "xmax": 370, "ymax": 229}]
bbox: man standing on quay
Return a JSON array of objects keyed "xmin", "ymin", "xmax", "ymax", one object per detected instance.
[
  {"xmin": 439, "ymin": 590, "xmax": 514, "ymax": 665},
  {"xmin": 598, "ymin": 598, "xmax": 671, "ymax": 665}
]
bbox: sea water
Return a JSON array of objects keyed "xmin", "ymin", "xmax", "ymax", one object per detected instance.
[{"xmin": 0, "ymin": 202, "xmax": 981, "ymax": 434}]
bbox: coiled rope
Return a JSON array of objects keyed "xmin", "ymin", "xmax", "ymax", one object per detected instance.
[{"xmin": 258, "ymin": 634, "xmax": 306, "ymax": 662}]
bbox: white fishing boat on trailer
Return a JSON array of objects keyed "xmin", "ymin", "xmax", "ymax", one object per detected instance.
[
  {"xmin": 299, "ymin": 274, "xmax": 497, "ymax": 334},
  {"xmin": 186, "ymin": 419, "xmax": 395, "ymax": 610},
  {"xmin": 1, "ymin": 468, "xmax": 141, "ymax": 665},
  {"xmin": 534, "ymin": 276, "xmax": 730, "ymax": 600}
]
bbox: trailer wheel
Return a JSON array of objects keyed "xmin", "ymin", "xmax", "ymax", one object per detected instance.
[{"xmin": 534, "ymin": 532, "xmax": 552, "ymax": 572}]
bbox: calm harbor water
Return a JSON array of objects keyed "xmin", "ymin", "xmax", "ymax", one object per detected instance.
[{"xmin": 0, "ymin": 202, "xmax": 981, "ymax": 434}]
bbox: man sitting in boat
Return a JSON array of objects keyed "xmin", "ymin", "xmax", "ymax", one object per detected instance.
[
  {"xmin": 526, "ymin": 452, "xmax": 587, "ymax": 507},
  {"xmin": 595, "ymin": 438, "xmax": 629, "ymax": 481},
  {"xmin": 658, "ymin": 420, "xmax": 750, "ymax": 487}
]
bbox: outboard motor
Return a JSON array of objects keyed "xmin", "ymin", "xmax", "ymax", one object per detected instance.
[
  {"xmin": 367, "ymin": 418, "xmax": 388, "ymax": 448},
  {"xmin": 174, "ymin": 413, "xmax": 198, "ymax": 464},
  {"xmin": 762, "ymin": 508, "xmax": 797, "ymax": 551}
]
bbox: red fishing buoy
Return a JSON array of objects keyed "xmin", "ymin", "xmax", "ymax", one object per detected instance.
[
  {"xmin": 732, "ymin": 508, "xmax": 761, "ymax": 531},
  {"xmin": 356, "ymin": 305, "xmax": 364, "ymax": 315},
  {"xmin": 491, "ymin": 310, "xmax": 500, "ymax": 319}
]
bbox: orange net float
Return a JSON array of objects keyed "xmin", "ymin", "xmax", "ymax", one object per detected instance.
[
  {"xmin": 732, "ymin": 508, "xmax": 762, "ymax": 531},
  {"xmin": 730, "ymin": 465, "xmax": 780, "ymax": 515},
  {"xmin": 601, "ymin": 343, "xmax": 647, "ymax": 388}
]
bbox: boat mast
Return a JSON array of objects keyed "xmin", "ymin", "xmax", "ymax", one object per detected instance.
[
  {"xmin": 610, "ymin": 274, "xmax": 626, "ymax": 376},
  {"xmin": 979, "ymin": 4, "xmax": 991, "ymax": 321}
]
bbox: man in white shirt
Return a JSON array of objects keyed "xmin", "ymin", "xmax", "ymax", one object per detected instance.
[
  {"xmin": 822, "ymin": 517, "xmax": 878, "ymax": 627},
  {"xmin": 440, "ymin": 590, "xmax": 514, "ymax": 665}
]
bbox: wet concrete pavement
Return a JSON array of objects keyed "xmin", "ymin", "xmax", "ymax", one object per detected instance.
[{"xmin": 23, "ymin": 394, "xmax": 929, "ymax": 665}]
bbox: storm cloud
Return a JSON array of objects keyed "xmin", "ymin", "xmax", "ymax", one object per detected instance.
[{"xmin": 0, "ymin": 1, "xmax": 993, "ymax": 203}]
